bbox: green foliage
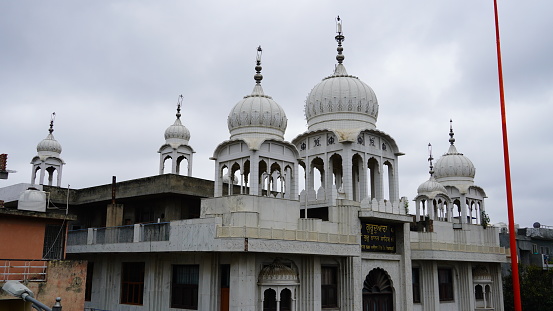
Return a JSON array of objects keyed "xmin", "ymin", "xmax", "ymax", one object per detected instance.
[
  {"xmin": 503, "ymin": 265, "xmax": 553, "ymax": 311},
  {"xmin": 481, "ymin": 210, "xmax": 490, "ymax": 229}
]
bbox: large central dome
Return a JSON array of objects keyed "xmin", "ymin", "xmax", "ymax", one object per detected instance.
[
  {"xmin": 305, "ymin": 64, "xmax": 378, "ymax": 131},
  {"xmin": 305, "ymin": 22, "xmax": 379, "ymax": 131}
]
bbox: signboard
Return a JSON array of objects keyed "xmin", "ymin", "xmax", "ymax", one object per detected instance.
[{"xmin": 361, "ymin": 222, "xmax": 396, "ymax": 253}]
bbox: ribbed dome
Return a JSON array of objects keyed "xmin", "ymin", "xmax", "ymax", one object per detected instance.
[
  {"xmin": 164, "ymin": 118, "xmax": 190, "ymax": 145},
  {"xmin": 305, "ymin": 63, "xmax": 379, "ymax": 131},
  {"xmin": 228, "ymin": 84, "xmax": 287, "ymax": 141},
  {"xmin": 434, "ymin": 144, "xmax": 475, "ymax": 182},
  {"xmin": 258, "ymin": 259, "xmax": 298, "ymax": 285},
  {"xmin": 472, "ymin": 267, "xmax": 492, "ymax": 282},
  {"xmin": 417, "ymin": 176, "xmax": 448, "ymax": 195},
  {"xmin": 37, "ymin": 133, "xmax": 62, "ymax": 156}
]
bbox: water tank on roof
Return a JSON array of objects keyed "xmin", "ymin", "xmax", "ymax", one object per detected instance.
[
  {"xmin": 18, "ymin": 189, "xmax": 47, "ymax": 212},
  {"xmin": 533, "ymin": 222, "xmax": 541, "ymax": 228}
]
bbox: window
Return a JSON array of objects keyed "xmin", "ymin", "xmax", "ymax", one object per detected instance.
[
  {"xmin": 532, "ymin": 244, "xmax": 538, "ymax": 254},
  {"xmin": 280, "ymin": 288, "xmax": 292, "ymax": 311},
  {"xmin": 475, "ymin": 285, "xmax": 484, "ymax": 300},
  {"xmin": 120, "ymin": 262, "xmax": 145, "ymax": 305},
  {"xmin": 171, "ymin": 265, "xmax": 199, "ymax": 309},
  {"xmin": 412, "ymin": 268, "xmax": 421, "ymax": 303},
  {"xmin": 438, "ymin": 268, "xmax": 454, "ymax": 301},
  {"xmin": 43, "ymin": 225, "xmax": 64, "ymax": 259},
  {"xmin": 85, "ymin": 262, "xmax": 94, "ymax": 301},
  {"xmin": 321, "ymin": 266, "xmax": 338, "ymax": 308}
]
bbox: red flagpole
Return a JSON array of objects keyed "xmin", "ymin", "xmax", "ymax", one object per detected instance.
[{"xmin": 493, "ymin": 0, "xmax": 522, "ymax": 310}]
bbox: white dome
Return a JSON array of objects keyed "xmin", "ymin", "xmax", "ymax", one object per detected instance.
[
  {"xmin": 417, "ymin": 176, "xmax": 448, "ymax": 195},
  {"xmin": 164, "ymin": 118, "xmax": 190, "ymax": 145},
  {"xmin": 305, "ymin": 63, "xmax": 379, "ymax": 131},
  {"xmin": 228, "ymin": 84, "xmax": 287, "ymax": 141},
  {"xmin": 258, "ymin": 259, "xmax": 298, "ymax": 285},
  {"xmin": 434, "ymin": 144, "xmax": 475, "ymax": 183},
  {"xmin": 37, "ymin": 133, "xmax": 62, "ymax": 156}
]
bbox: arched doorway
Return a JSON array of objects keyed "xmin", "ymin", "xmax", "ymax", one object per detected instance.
[{"xmin": 362, "ymin": 268, "xmax": 393, "ymax": 311}]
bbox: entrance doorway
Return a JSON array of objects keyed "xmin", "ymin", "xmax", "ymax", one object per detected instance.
[{"xmin": 362, "ymin": 268, "xmax": 393, "ymax": 311}]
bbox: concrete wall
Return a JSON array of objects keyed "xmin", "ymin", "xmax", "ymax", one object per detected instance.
[
  {"xmin": 0, "ymin": 215, "xmax": 63, "ymax": 259},
  {"xmin": 0, "ymin": 260, "xmax": 86, "ymax": 311}
]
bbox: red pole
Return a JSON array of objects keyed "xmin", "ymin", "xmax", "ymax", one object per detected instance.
[{"xmin": 493, "ymin": 0, "xmax": 522, "ymax": 310}]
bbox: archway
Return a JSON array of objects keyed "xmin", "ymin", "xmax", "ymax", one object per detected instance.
[
  {"xmin": 263, "ymin": 289, "xmax": 277, "ymax": 311},
  {"xmin": 362, "ymin": 268, "xmax": 393, "ymax": 311}
]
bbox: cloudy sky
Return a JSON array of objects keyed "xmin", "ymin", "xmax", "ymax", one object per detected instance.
[{"xmin": 1, "ymin": 1, "xmax": 552, "ymax": 227}]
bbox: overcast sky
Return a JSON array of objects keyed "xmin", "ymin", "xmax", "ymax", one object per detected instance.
[{"xmin": 1, "ymin": 1, "xmax": 552, "ymax": 228}]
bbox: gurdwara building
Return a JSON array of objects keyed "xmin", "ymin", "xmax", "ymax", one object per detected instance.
[{"xmin": 1, "ymin": 20, "xmax": 507, "ymax": 311}]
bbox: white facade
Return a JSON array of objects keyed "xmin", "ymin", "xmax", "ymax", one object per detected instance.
[{"xmin": 60, "ymin": 20, "xmax": 507, "ymax": 311}]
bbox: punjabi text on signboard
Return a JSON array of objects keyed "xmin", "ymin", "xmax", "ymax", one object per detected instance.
[{"xmin": 360, "ymin": 222, "xmax": 396, "ymax": 253}]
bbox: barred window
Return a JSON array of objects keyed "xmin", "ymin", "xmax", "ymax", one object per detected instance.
[
  {"xmin": 412, "ymin": 268, "xmax": 421, "ymax": 303},
  {"xmin": 438, "ymin": 268, "xmax": 454, "ymax": 301},
  {"xmin": 120, "ymin": 262, "xmax": 145, "ymax": 305},
  {"xmin": 321, "ymin": 266, "xmax": 338, "ymax": 308},
  {"xmin": 171, "ymin": 265, "xmax": 199, "ymax": 309}
]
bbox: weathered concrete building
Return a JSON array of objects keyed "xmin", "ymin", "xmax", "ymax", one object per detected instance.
[
  {"xmin": 2, "ymin": 20, "xmax": 507, "ymax": 311},
  {"xmin": 0, "ymin": 186, "xmax": 86, "ymax": 311}
]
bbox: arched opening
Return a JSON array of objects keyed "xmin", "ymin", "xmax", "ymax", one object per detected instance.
[
  {"xmin": 32, "ymin": 166, "xmax": 41, "ymax": 185},
  {"xmin": 283, "ymin": 165, "xmax": 293, "ymax": 199},
  {"xmin": 46, "ymin": 166, "xmax": 58, "ymax": 186},
  {"xmin": 221, "ymin": 165, "xmax": 229, "ymax": 196},
  {"xmin": 362, "ymin": 268, "xmax": 393, "ymax": 311},
  {"xmin": 263, "ymin": 288, "xmax": 277, "ymax": 311},
  {"xmin": 259, "ymin": 160, "xmax": 268, "ymax": 195},
  {"xmin": 485, "ymin": 285, "xmax": 492, "ymax": 308},
  {"xmin": 352, "ymin": 154, "xmax": 363, "ymax": 202},
  {"xmin": 311, "ymin": 157, "xmax": 324, "ymax": 192},
  {"xmin": 280, "ymin": 288, "xmax": 291, "ymax": 311},
  {"xmin": 298, "ymin": 160, "xmax": 306, "ymax": 194},
  {"xmin": 330, "ymin": 154, "xmax": 343, "ymax": 192},
  {"xmin": 454, "ymin": 199, "xmax": 461, "ymax": 222},
  {"xmin": 230, "ymin": 162, "xmax": 242, "ymax": 195},
  {"xmin": 243, "ymin": 160, "xmax": 251, "ymax": 194},
  {"xmin": 475, "ymin": 284, "xmax": 484, "ymax": 300},
  {"xmin": 367, "ymin": 157, "xmax": 379, "ymax": 200},
  {"xmin": 269, "ymin": 162, "xmax": 282, "ymax": 195},
  {"xmin": 383, "ymin": 161, "xmax": 392, "ymax": 201},
  {"xmin": 162, "ymin": 155, "xmax": 172, "ymax": 174},
  {"xmin": 176, "ymin": 155, "xmax": 188, "ymax": 175}
]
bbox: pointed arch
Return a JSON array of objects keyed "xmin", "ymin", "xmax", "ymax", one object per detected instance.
[{"xmin": 367, "ymin": 157, "xmax": 380, "ymax": 200}]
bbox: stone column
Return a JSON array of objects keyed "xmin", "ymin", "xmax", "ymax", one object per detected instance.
[
  {"xmin": 342, "ymin": 144, "xmax": 353, "ymax": 200},
  {"xmin": 460, "ymin": 194, "xmax": 467, "ymax": 224}
]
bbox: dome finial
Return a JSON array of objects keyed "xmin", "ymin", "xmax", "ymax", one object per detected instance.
[
  {"xmin": 449, "ymin": 119, "xmax": 456, "ymax": 145},
  {"xmin": 335, "ymin": 16, "xmax": 345, "ymax": 64},
  {"xmin": 49, "ymin": 112, "xmax": 56, "ymax": 134},
  {"xmin": 428, "ymin": 143, "xmax": 434, "ymax": 176},
  {"xmin": 176, "ymin": 94, "xmax": 183, "ymax": 119},
  {"xmin": 254, "ymin": 46, "xmax": 263, "ymax": 84}
]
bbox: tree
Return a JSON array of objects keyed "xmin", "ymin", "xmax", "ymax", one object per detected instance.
[{"xmin": 503, "ymin": 264, "xmax": 553, "ymax": 311}]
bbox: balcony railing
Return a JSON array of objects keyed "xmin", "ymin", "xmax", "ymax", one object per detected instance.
[
  {"xmin": 0, "ymin": 259, "xmax": 48, "ymax": 282},
  {"xmin": 67, "ymin": 222, "xmax": 170, "ymax": 246}
]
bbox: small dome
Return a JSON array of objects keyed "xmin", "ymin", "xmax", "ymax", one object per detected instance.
[
  {"xmin": 228, "ymin": 84, "xmax": 287, "ymax": 140},
  {"xmin": 164, "ymin": 118, "xmax": 190, "ymax": 145},
  {"xmin": 228, "ymin": 47, "xmax": 287, "ymax": 141},
  {"xmin": 258, "ymin": 259, "xmax": 298, "ymax": 285},
  {"xmin": 37, "ymin": 133, "xmax": 62, "ymax": 156},
  {"xmin": 434, "ymin": 144, "xmax": 475, "ymax": 182},
  {"xmin": 472, "ymin": 266, "xmax": 492, "ymax": 282},
  {"xmin": 305, "ymin": 64, "xmax": 379, "ymax": 131},
  {"xmin": 417, "ymin": 176, "xmax": 448, "ymax": 195}
]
